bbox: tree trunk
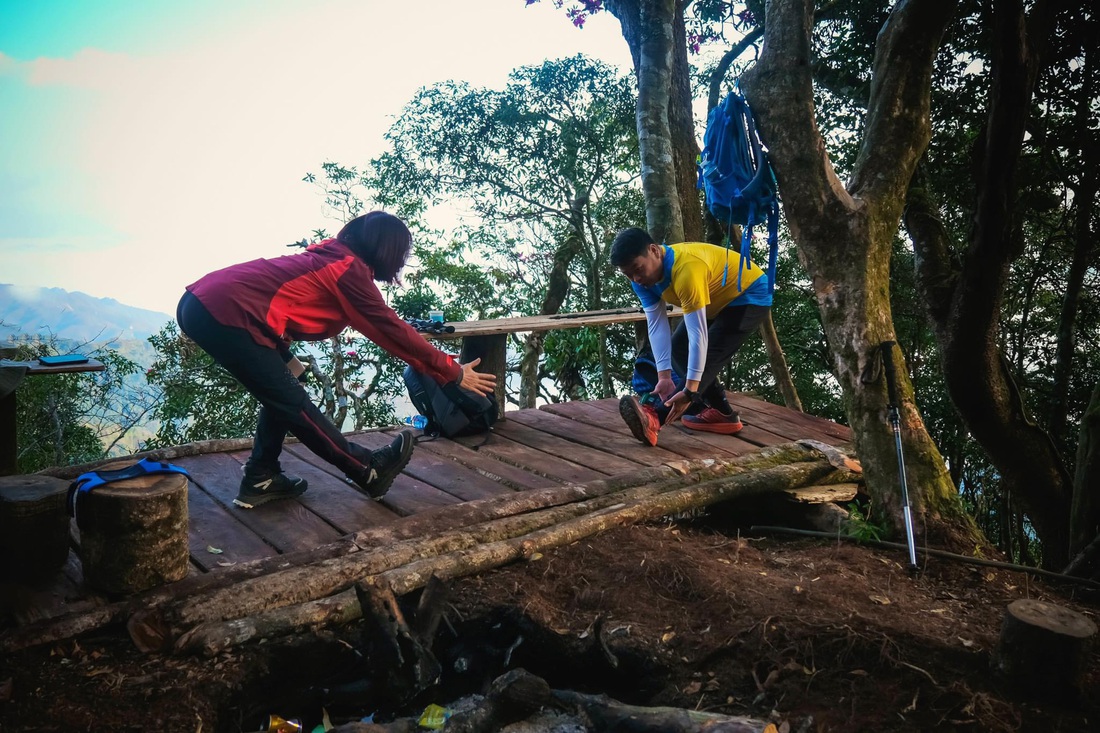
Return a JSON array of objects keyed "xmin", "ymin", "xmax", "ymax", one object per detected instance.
[
  {"xmin": 903, "ymin": 0, "xmax": 1072, "ymax": 566},
  {"xmin": 608, "ymin": 0, "xmax": 684, "ymax": 244},
  {"xmin": 1069, "ymin": 380, "xmax": 1100, "ymax": 563},
  {"xmin": 670, "ymin": 3, "xmax": 702, "ymax": 242},
  {"xmin": 991, "ymin": 598, "xmax": 1097, "ymax": 703},
  {"xmin": 1048, "ymin": 114, "xmax": 1098, "ymax": 439},
  {"xmin": 519, "ymin": 195, "xmax": 589, "ymax": 409},
  {"xmin": 742, "ymin": 0, "xmax": 977, "ymax": 546}
]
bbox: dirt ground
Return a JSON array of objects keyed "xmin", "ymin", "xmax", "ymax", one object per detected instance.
[{"xmin": 1, "ymin": 518, "xmax": 1098, "ymax": 732}]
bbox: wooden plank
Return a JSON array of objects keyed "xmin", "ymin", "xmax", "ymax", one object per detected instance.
[
  {"xmin": 279, "ymin": 447, "xmax": 402, "ymax": 533},
  {"xmin": 413, "ymin": 439, "xmax": 558, "ymax": 492},
  {"xmin": 490, "ymin": 418, "xmax": 642, "ymax": 475},
  {"xmin": 180, "ymin": 471, "xmax": 278, "ymax": 570},
  {"xmin": 423, "ymin": 307, "xmax": 662, "ymax": 341},
  {"xmin": 174, "ymin": 452, "xmax": 341, "ymax": 555},
  {"xmin": 507, "ymin": 408, "xmax": 671, "ymax": 467},
  {"xmin": 722, "ymin": 397, "xmax": 844, "ymax": 446},
  {"xmin": 451, "ymin": 432, "xmax": 605, "ymax": 484},
  {"xmin": 401, "ymin": 451, "xmax": 513, "ymax": 503},
  {"xmin": 727, "ymin": 393, "xmax": 852, "ymax": 443},
  {"xmin": 345, "ymin": 433, "xmax": 465, "ymax": 515},
  {"xmin": 0, "ymin": 357, "xmax": 105, "ymax": 375}
]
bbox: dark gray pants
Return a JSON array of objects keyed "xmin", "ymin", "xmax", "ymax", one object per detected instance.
[{"xmin": 669, "ymin": 304, "xmax": 770, "ymax": 413}]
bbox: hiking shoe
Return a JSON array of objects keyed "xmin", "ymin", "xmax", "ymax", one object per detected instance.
[
  {"xmin": 681, "ymin": 407, "xmax": 743, "ymax": 435},
  {"xmin": 346, "ymin": 430, "xmax": 414, "ymax": 499},
  {"xmin": 234, "ymin": 470, "xmax": 308, "ymax": 508},
  {"xmin": 619, "ymin": 394, "xmax": 661, "ymax": 446}
]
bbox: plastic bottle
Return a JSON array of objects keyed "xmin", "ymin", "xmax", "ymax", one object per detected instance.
[{"xmin": 403, "ymin": 415, "xmax": 428, "ymax": 430}]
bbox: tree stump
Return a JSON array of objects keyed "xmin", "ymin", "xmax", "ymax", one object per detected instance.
[
  {"xmin": 74, "ymin": 467, "xmax": 189, "ymax": 595},
  {"xmin": 0, "ymin": 475, "xmax": 71, "ymax": 583},
  {"xmin": 991, "ymin": 598, "xmax": 1097, "ymax": 702}
]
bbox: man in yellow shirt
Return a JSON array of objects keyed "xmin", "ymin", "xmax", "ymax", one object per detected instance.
[{"xmin": 610, "ymin": 227, "xmax": 772, "ymax": 446}]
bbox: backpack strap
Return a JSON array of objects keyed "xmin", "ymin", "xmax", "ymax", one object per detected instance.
[{"xmin": 67, "ymin": 458, "xmax": 191, "ymax": 517}]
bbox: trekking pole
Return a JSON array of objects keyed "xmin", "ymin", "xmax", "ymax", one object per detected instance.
[{"xmin": 879, "ymin": 341, "xmax": 919, "ymax": 572}]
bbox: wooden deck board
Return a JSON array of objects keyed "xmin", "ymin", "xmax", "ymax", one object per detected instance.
[
  {"xmin": 452, "ymin": 431, "xmax": 606, "ymax": 484},
  {"xmin": 726, "ymin": 393, "xmax": 852, "ymax": 444},
  {"xmin": 174, "ymin": 452, "xmax": 342, "ymax": 554},
  {"xmin": 491, "ymin": 418, "xmax": 642, "ymax": 475},
  {"xmin": 181, "ymin": 475, "xmax": 278, "ymax": 570},
  {"xmin": 413, "ymin": 439, "xmax": 559, "ymax": 492},
  {"xmin": 8, "ymin": 395, "xmax": 852, "ymax": 617},
  {"xmin": 505, "ymin": 408, "xmax": 666, "ymax": 467}
]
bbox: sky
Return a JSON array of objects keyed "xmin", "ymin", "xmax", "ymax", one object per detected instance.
[{"xmin": 0, "ymin": 0, "xmax": 633, "ymax": 316}]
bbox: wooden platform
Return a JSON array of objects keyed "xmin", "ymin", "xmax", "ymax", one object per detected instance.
[{"xmin": 4, "ymin": 394, "xmax": 850, "ymax": 624}]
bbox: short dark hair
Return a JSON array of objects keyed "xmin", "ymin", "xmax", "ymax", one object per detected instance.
[
  {"xmin": 610, "ymin": 227, "xmax": 655, "ymax": 267},
  {"xmin": 336, "ymin": 211, "xmax": 412, "ymax": 283}
]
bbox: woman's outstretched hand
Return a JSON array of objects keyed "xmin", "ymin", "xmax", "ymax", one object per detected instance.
[{"xmin": 459, "ymin": 357, "xmax": 497, "ymax": 396}]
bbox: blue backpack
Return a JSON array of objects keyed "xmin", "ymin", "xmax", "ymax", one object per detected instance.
[{"xmin": 697, "ymin": 90, "xmax": 780, "ymax": 293}]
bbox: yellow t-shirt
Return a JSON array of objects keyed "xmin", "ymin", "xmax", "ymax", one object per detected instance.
[{"xmin": 632, "ymin": 242, "xmax": 766, "ymax": 318}]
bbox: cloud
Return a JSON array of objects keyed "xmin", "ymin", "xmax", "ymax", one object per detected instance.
[
  {"xmin": 24, "ymin": 47, "xmax": 139, "ymax": 89},
  {"xmin": 1, "ymin": 0, "xmax": 634, "ymax": 313}
]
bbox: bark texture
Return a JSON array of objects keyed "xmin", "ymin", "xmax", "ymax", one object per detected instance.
[
  {"xmin": 741, "ymin": 0, "xmax": 976, "ymax": 543},
  {"xmin": 903, "ymin": 0, "xmax": 1073, "ymax": 565},
  {"xmin": 519, "ymin": 194, "xmax": 589, "ymax": 409},
  {"xmin": 608, "ymin": 0, "xmax": 685, "ymax": 244},
  {"xmin": 76, "ymin": 471, "xmax": 189, "ymax": 594}
]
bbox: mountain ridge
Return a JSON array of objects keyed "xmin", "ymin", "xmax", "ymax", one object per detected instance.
[{"xmin": 0, "ymin": 283, "xmax": 172, "ymax": 344}]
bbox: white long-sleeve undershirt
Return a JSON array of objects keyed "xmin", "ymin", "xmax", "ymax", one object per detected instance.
[
  {"xmin": 644, "ymin": 301, "xmax": 672, "ymax": 372},
  {"xmin": 682, "ymin": 308, "xmax": 708, "ymax": 381},
  {"xmin": 644, "ymin": 304, "xmax": 709, "ymax": 382}
]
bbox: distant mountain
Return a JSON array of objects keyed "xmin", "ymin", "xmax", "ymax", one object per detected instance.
[{"xmin": 0, "ymin": 284, "xmax": 172, "ymax": 345}]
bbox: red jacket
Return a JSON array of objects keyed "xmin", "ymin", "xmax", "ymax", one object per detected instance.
[{"xmin": 186, "ymin": 239, "xmax": 461, "ymax": 385}]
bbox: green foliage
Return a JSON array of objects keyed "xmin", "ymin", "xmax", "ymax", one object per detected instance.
[
  {"xmin": 844, "ymin": 500, "xmax": 887, "ymax": 543},
  {"xmin": 143, "ymin": 321, "xmax": 259, "ymax": 447},
  {"xmin": 6, "ymin": 335, "xmax": 148, "ymax": 472}
]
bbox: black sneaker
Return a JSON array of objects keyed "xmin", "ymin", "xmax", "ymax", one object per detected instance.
[
  {"xmin": 234, "ymin": 470, "xmax": 308, "ymax": 508},
  {"xmin": 346, "ymin": 430, "xmax": 414, "ymax": 499}
]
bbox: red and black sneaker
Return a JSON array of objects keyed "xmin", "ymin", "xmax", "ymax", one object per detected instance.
[
  {"xmin": 619, "ymin": 394, "xmax": 662, "ymax": 446},
  {"xmin": 681, "ymin": 407, "xmax": 743, "ymax": 435}
]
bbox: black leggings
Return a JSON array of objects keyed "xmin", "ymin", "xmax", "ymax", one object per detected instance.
[
  {"xmin": 175, "ymin": 291, "xmax": 368, "ymax": 476},
  {"xmin": 670, "ymin": 304, "xmax": 770, "ymax": 409}
]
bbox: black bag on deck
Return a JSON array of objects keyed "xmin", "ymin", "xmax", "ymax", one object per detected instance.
[{"xmin": 403, "ymin": 366, "xmax": 498, "ymax": 440}]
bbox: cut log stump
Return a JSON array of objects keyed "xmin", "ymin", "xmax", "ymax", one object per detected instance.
[
  {"xmin": 991, "ymin": 598, "xmax": 1097, "ymax": 702},
  {"xmin": 0, "ymin": 475, "xmax": 71, "ymax": 583},
  {"xmin": 74, "ymin": 467, "xmax": 189, "ymax": 595}
]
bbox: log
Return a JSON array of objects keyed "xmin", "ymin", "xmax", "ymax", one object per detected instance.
[
  {"xmin": 75, "ymin": 468, "xmax": 189, "ymax": 594},
  {"xmin": 991, "ymin": 598, "xmax": 1097, "ymax": 702},
  {"xmin": 553, "ymin": 688, "xmax": 773, "ymax": 732},
  {"xmin": 3, "ymin": 450, "xmax": 787, "ymax": 652},
  {"xmin": 0, "ymin": 475, "xmax": 71, "ymax": 583},
  {"xmin": 174, "ymin": 459, "xmax": 840, "ymax": 655},
  {"xmin": 1, "ymin": 441, "xmax": 853, "ymax": 653},
  {"xmin": 146, "ymin": 446, "xmax": 832, "ymax": 645},
  {"xmin": 444, "ymin": 668, "xmax": 553, "ymax": 733}
]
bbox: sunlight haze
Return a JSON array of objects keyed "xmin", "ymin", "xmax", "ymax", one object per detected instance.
[{"xmin": 0, "ymin": 0, "xmax": 632, "ymax": 315}]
